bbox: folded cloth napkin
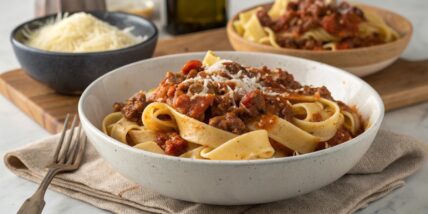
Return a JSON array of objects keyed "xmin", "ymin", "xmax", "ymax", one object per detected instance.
[{"xmin": 4, "ymin": 129, "xmax": 428, "ymax": 214}]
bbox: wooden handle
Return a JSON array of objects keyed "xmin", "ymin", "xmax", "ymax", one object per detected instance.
[
  {"xmin": 17, "ymin": 168, "xmax": 60, "ymax": 214},
  {"xmin": 17, "ymin": 192, "xmax": 45, "ymax": 214}
]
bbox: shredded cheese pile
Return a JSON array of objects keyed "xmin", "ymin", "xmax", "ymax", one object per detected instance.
[{"xmin": 24, "ymin": 12, "xmax": 144, "ymax": 53}]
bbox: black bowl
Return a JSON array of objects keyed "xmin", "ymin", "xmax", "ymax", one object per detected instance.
[{"xmin": 11, "ymin": 11, "xmax": 158, "ymax": 94}]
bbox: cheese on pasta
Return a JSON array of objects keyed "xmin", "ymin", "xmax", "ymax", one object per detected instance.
[
  {"xmin": 24, "ymin": 12, "xmax": 144, "ymax": 53},
  {"xmin": 102, "ymin": 51, "xmax": 365, "ymax": 160},
  {"xmin": 186, "ymin": 52, "xmax": 285, "ymax": 98}
]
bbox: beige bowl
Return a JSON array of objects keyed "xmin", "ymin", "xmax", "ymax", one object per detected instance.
[{"xmin": 227, "ymin": 4, "xmax": 413, "ymax": 77}]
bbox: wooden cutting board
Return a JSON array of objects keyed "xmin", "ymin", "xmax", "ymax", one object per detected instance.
[{"xmin": 1, "ymin": 28, "xmax": 428, "ymax": 134}]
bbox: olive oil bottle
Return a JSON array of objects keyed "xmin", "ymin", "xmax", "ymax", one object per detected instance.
[{"xmin": 163, "ymin": 0, "xmax": 227, "ymax": 35}]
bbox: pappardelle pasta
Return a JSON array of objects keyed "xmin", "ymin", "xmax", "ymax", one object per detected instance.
[
  {"xmin": 103, "ymin": 51, "xmax": 365, "ymax": 160},
  {"xmin": 233, "ymin": 0, "xmax": 399, "ymax": 50}
]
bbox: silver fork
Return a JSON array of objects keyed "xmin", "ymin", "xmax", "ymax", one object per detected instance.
[{"xmin": 17, "ymin": 114, "xmax": 87, "ymax": 214}]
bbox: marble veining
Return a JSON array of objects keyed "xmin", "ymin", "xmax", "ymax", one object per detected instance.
[{"xmin": 1, "ymin": 0, "xmax": 427, "ymax": 213}]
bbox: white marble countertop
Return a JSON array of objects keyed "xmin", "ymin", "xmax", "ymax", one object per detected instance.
[{"xmin": 0, "ymin": 0, "xmax": 427, "ymax": 213}]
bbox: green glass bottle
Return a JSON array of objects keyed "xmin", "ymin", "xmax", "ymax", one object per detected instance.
[{"xmin": 164, "ymin": 0, "xmax": 227, "ymax": 35}]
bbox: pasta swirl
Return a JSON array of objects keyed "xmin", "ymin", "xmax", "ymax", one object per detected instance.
[
  {"xmin": 102, "ymin": 51, "xmax": 365, "ymax": 160},
  {"xmin": 233, "ymin": 0, "xmax": 400, "ymax": 50}
]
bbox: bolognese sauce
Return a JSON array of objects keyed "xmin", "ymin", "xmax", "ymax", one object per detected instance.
[
  {"xmin": 255, "ymin": 0, "xmax": 386, "ymax": 50},
  {"xmin": 114, "ymin": 59, "xmax": 363, "ymax": 156}
]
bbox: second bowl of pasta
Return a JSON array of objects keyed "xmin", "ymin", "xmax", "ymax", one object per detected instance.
[
  {"xmin": 79, "ymin": 51, "xmax": 384, "ymax": 205},
  {"xmin": 227, "ymin": 0, "xmax": 412, "ymax": 76}
]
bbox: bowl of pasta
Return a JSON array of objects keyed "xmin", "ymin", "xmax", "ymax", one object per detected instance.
[
  {"xmin": 226, "ymin": 0, "xmax": 412, "ymax": 77},
  {"xmin": 78, "ymin": 51, "xmax": 384, "ymax": 205}
]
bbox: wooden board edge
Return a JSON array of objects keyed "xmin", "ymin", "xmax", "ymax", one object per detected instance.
[
  {"xmin": 0, "ymin": 71, "xmax": 63, "ymax": 134},
  {"xmin": 382, "ymin": 84, "xmax": 428, "ymax": 111}
]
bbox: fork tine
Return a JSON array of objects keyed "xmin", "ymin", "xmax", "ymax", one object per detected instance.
[
  {"xmin": 73, "ymin": 136, "xmax": 87, "ymax": 167},
  {"xmin": 66, "ymin": 125, "xmax": 82, "ymax": 164},
  {"xmin": 53, "ymin": 114, "xmax": 70, "ymax": 162},
  {"xmin": 58, "ymin": 115, "xmax": 78, "ymax": 163}
]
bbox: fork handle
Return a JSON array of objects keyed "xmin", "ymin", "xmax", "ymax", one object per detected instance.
[{"xmin": 17, "ymin": 168, "xmax": 61, "ymax": 214}]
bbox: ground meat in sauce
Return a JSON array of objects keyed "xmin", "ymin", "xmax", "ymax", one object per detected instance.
[
  {"xmin": 118, "ymin": 91, "xmax": 148, "ymax": 124},
  {"xmin": 298, "ymin": 86, "xmax": 333, "ymax": 100},
  {"xmin": 336, "ymin": 35, "xmax": 385, "ymax": 49},
  {"xmin": 257, "ymin": 9, "xmax": 274, "ymax": 28},
  {"xmin": 209, "ymin": 113, "xmax": 248, "ymax": 134},
  {"xmin": 240, "ymin": 90, "xmax": 266, "ymax": 117},
  {"xmin": 113, "ymin": 59, "xmax": 362, "ymax": 156},
  {"xmin": 222, "ymin": 61, "xmax": 247, "ymax": 75},
  {"xmin": 313, "ymin": 128, "xmax": 352, "ymax": 151},
  {"xmin": 270, "ymin": 139, "xmax": 295, "ymax": 156},
  {"xmin": 327, "ymin": 128, "xmax": 352, "ymax": 146},
  {"xmin": 210, "ymin": 94, "xmax": 236, "ymax": 117},
  {"xmin": 338, "ymin": 101, "xmax": 353, "ymax": 112},
  {"xmin": 155, "ymin": 132, "xmax": 188, "ymax": 156},
  {"xmin": 255, "ymin": 0, "xmax": 386, "ymax": 50},
  {"xmin": 264, "ymin": 96, "xmax": 294, "ymax": 121},
  {"xmin": 259, "ymin": 67, "xmax": 302, "ymax": 89},
  {"xmin": 188, "ymin": 81, "xmax": 216, "ymax": 94},
  {"xmin": 150, "ymin": 72, "xmax": 185, "ymax": 103}
]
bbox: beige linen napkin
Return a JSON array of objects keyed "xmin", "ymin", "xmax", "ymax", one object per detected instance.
[{"xmin": 4, "ymin": 130, "xmax": 428, "ymax": 214}]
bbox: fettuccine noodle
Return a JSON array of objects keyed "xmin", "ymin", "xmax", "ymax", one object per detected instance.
[
  {"xmin": 103, "ymin": 51, "xmax": 364, "ymax": 160},
  {"xmin": 233, "ymin": 0, "xmax": 399, "ymax": 50}
]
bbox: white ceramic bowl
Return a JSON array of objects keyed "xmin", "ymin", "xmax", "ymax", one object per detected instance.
[{"xmin": 78, "ymin": 51, "xmax": 384, "ymax": 205}]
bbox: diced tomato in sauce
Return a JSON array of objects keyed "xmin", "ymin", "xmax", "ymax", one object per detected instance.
[
  {"xmin": 181, "ymin": 60, "xmax": 202, "ymax": 75},
  {"xmin": 188, "ymin": 95, "xmax": 215, "ymax": 121},
  {"xmin": 155, "ymin": 132, "xmax": 188, "ymax": 156}
]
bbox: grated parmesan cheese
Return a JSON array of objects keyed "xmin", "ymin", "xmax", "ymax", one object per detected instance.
[
  {"xmin": 184, "ymin": 59, "xmax": 289, "ymax": 99},
  {"xmin": 205, "ymin": 60, "xmax": 233, "ymax": 73},
  {"xmin": 24, "ymin": 12, "xmax": 144, "ymax": 53},
  {"xmin": 200, "ymin": 79, "xmax": 210, "ymax": 95}
]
